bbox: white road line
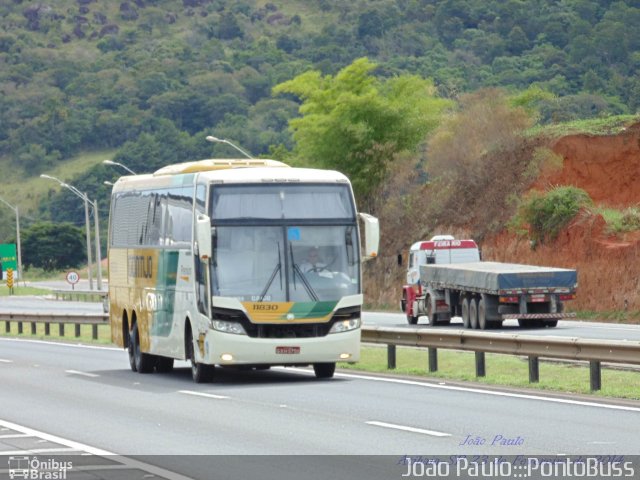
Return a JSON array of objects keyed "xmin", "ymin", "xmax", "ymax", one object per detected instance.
[
  {"xmin": 178, "ymin": 390, "xmax": 229, "ymax": 400},
  {"xmin": 334, "ymin": 371, "xmax": 640, "ymax": 413},
  {"xmin": 0, "ymin": 448, "xmax": 79, "ymax": 455},
  {"xmin": 0, "ymin": 419, "xmax": 192, "ymax": 480},
  {"xmin": 0, "ymin": 359, "xmax": 13, "ymax": 363},
  {"xmin": 366, "ymin": 421, "xmax": 451, "ymax": 437},
  {"xmin": 0, "ymin": 433, "xmax": 32, "ymax": 439},
  {"xmin": 0, "ymin": 337, "xmax": 119, "ymax": 351},
  {"xmin": 276, "ymin": 367, "xmax": 640, "ymax": 413},
  {"xmin": 65, "ymin": 370, "xmax": 100, "ymax": 378}
]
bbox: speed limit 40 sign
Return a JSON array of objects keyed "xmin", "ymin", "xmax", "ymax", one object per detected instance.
[{"xmin": 66, "ymin": 271, "xmax": 80, "ymax": 286}]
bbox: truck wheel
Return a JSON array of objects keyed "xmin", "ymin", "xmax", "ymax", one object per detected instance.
[
  {"xmin": 469, "ymin": 298, "xmax": 479, "ymax": 329},
  {"xmin": 545, "ymin": 320, "xmax": 558, "ymax": 327},
  {"xmin": 426, "ymin": 297, "xmax": 436, "ymax": 327},
  {"xmin": 406, "ymin": 313, "xmax": 418, "ymax": 325},
  {"xmin": 403, "ymin": 292, "xmax": 418, "ymax": 324},
  {"xmin": 478, "ymin": 299, "xmax": 488, "ymax": 330},
  {"xmin": 461, "ymin": 298, "xmax": 470, "ymax": 328}
]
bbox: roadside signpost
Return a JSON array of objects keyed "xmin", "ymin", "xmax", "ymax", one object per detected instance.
[{"xmin": 66, "ymin": 271, "xmax": 80, "ymax": 290}]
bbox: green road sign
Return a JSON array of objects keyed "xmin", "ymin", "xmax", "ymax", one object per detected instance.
[{"xmin": 0, "ymin": 243, "xmax": 18, "ymax": 280}]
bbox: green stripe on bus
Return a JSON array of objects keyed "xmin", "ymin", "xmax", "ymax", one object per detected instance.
[{"xmin": 288, "ymin": 301, "xmax": 337, "ymax": 319}]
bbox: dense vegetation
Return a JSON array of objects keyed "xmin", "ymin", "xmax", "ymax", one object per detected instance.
[{"xmin": 1, "ymin": 0, "xmax": 639, "ymax": 259}]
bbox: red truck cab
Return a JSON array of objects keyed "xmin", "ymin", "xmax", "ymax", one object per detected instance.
[{"xmin": 401, "ymin": 236, "xmax": 480, "ymax": 324}]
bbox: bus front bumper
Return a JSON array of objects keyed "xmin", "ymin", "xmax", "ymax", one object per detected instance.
[{"xmin": 203, "ymin": 328, "xmax": 361, "ymax": 366}]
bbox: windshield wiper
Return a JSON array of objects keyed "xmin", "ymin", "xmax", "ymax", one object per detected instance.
[
  {"xmin": 259, "ymin": 243, "xmax": 282, "ymax": 302},
  {"xmin": 289, "ymin": 244, "xmax": 319, "ymax": 301}
]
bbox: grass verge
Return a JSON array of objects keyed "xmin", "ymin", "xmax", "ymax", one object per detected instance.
[
  {"xmin": 0, "ymin": 323, "xmax": 112, "ymax": 345},
  {"xmin": 0, "ymin": 286, "xmax": 53, "ymax": 297}
]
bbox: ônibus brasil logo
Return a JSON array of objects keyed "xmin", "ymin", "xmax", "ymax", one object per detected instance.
[{"xmin": 8, "ymin": 456, "xmax": 72, "ymax": 480}]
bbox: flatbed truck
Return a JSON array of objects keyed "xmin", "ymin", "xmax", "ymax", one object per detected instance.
[{"xmin": 400, "ymin": 236, "xmax": 577, "ymax": 329}]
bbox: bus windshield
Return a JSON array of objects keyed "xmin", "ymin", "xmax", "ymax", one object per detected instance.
[{"xmin": 210, "ymin": 184, "xmax": 359, "ymax": 302}]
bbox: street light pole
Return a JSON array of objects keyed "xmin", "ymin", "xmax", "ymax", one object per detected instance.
[
  {"xmin": 0, "ymin": 196, "xmax": 23, "ymax": 284},
  {"xmin": 40, "ymin": 174, "xmax": 100, "ymax": 290},
  {"xmin": 93, "ymin": 197, "xmax": 103, "ymax": 291},
  {"xmin": 205, "ymin": 135, "xmax": 254, "ymax": 159},
  {"xmin": 103, "ymin": 159, "xmax": 137, "ymax": 175},
  {"xmin": 83, "ymin": 195, "xmax": 94, "ymax": 291}
]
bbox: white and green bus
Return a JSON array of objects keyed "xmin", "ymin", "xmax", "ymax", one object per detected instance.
[{"xmin": 108, "ymin": 159, "xmax": 379, "ymax": 382}]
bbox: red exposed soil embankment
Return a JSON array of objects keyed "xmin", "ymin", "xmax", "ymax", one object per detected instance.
[
  {"xmin": 533, "ymin": 123, "xmax": 640, "ymax": 207},
  {"xmin": 483, "ymin": 123, "xmax": 640, "ymax": 312}
]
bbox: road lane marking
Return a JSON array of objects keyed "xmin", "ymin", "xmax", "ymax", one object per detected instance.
[
  {"xmin": 335, "ymin": 371, "xmax": 640, "ymax": 413},
  {"xmin": 0, "ymin": 359, "xmax": 13, "ymax": 363},
  {"xmin": 367, "ymin": 421, "xmax": 451, "ymax": 437},
  {"xmin": 0, "ymin": 419, "xmax": 193, "ymax": 480},
  {"xmin": 0, "ymin": 433, "xmax": 32, "ymax": 439},
  {"xmin": 277, "ymin": 367, "xmax": 640, "ymax": 413},
  {"xmin": 178, "ymin": 390, "xmax": 229, "ymax": 400},
  {"xmin": 1, "ymin": 448, "xmax": 79, "ymax": 455},
  {"xmin": 0, "ymin": 337, "xmax": 120, "ymax": 351},
  {"xmin": 65, "ymin": 370, "xmax": 100, "ymax": 378}
]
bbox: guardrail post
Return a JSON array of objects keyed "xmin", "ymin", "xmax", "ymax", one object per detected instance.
[
  {"xmin": 590, "ymin": 361, "xmax": 602, "ymax": 391},
  {"xmin": 475, "ymin": 352, "xmax": 486, "ymax": 377},
  {"xmin": 75, "ymin": 324, "xmax": 81, "ymax": 337},
  {"xmin": 44, "ymin": 323, "xmax": 50, "ymax": 336},
  {"xmin": 92, "ymin": 325, "xmax": 98, "ymax": 340},
  {"xmin": 59, "ymin": 323, "xmax": 65, "ymax": 336},
  {"xmin": 5, "ymin": 321, "xmax": 9, "ymax": 333},
  {"xmin": 31, "ymin": 323, "xmax": 36, "ymax": 335},
  {"xmin": 528, "ymin": 356, "xmax": 539, "ymax": 383},
  {"xmin": 18, "ymin": 322, "xmax": 23, "ymax": 334},
  {"xmin": 428, "ymin": 348, "xmax": 438, "ymax": 372},
  {"xmin": 387, "ymin": 344, "xmax": 396, "ymax": 370}
]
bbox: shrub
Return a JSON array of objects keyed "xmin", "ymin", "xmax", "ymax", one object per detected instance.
[
  {"xmin": 596, "ymin": 206, "xmax": 640, "ymax": 234},
  {"xmin": 518, "ymin": 186, "xmax": 592, "ymax": 245}
]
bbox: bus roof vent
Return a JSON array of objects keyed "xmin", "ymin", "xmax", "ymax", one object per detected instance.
[{"xmin": 153, "ymin": 159, "xmax": 290, "ymax": 176}]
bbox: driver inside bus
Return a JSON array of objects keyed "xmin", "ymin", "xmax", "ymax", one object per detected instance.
[{"xmin": 300, "ymin": 247, "xmax": 327, "ymax": 273}]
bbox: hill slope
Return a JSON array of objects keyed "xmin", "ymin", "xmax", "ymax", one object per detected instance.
[{"xmin": 366, "ymin": 120, "xmax": 640, "ymax": 316}]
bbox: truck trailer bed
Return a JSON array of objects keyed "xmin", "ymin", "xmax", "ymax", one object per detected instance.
[{"xmin": 419, "ymin": 261, "xmax": 577, "ymax": 293}]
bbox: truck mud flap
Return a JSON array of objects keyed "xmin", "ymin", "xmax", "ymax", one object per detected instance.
[{"xmin": 502, "ymin": 312, "xmax": 577, "ymax": 319}]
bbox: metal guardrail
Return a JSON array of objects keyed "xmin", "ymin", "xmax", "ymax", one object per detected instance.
[
  {"xmin": 361, "ymin": 326, "xmax": 640, "ymax": 391},
  {"xmin": 52, "ymin": 289, "xmax": 107, "ymax": 302},
  {"xmin": 1, "ymin": 312, "xmax": 108, "ymax": 340},
  {"xmin": 51, "ymin": 290, "xmax": 109, "ymax": 313},
  {"xmin": 2, "ymin": 315, "xmax": 639, "ymax": 391}
]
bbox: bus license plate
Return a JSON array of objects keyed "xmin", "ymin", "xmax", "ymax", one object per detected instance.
[{"xmin": 276, "ymin": 346, "xmax": 300, "ymax": 354}]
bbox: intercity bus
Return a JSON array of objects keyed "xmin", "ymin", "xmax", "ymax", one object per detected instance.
[{"xmin": 107, "ymin": 159, "xmax": 379, "ymax": 382}]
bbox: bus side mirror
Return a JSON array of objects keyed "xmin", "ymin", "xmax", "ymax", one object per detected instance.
[
  {"xmin": 359, "ymin": 213, "xmax": 379, "ymax": 262},
  {"xmin": 196, "ymin": 214, "xmax": 212, "ymax": 260}
]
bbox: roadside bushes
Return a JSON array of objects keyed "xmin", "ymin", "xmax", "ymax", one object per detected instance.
[{"xmin": 516, "ymin": 186, "xmax": 592, "ymax": 246}]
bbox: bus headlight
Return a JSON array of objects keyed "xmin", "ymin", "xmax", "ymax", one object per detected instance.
[
  {"xmin": 329, "ymin": 318, "xmax": 361, "ymax": 334},
  {"xmin": 212, "ymin": 320, "xmax": 247, "ymax": 335}
]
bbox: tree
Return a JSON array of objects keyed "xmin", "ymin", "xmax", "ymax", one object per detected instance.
[
  {"xmin": 273, "ymin": 57, "xmax": 451, "ymax": 207},
  {"xmin": 22, "ymin": 222, "xmax": 86, "ymax": 271}
]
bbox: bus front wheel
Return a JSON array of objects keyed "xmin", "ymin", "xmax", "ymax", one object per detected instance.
[
  {"xmin": 313, "ymin": 362, "xmax": 336, "ymax": 379},
  {"xmin": 187, "ymin": 328, "xmax": 213, "ymax": 383}
]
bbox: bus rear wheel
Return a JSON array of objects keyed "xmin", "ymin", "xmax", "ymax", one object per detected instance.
[
  {"xmin": 131, "ymin": 323, "xmax": 155, "ymax": 374},
  {"xmin": 313, "ymin": 362, "xmax": 336, "ymax": 379}
]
